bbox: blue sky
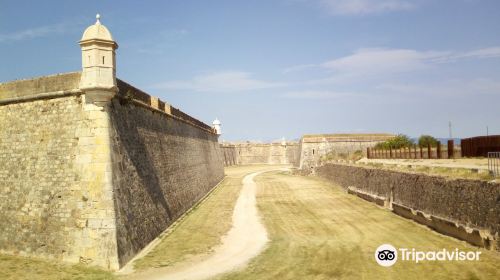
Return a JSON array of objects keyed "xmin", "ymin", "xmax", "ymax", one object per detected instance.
[{"xmin": 1, "ymin": 0, "xmax": 499, "ymax": 141}]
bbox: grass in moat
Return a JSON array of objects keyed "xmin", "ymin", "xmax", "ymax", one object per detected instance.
[
  {"xmin": 0, "ymin": 254, "xmax": 115, "ymax": 280},
  {"xmin": 132, "ymin": 165, "xmax": 286, "ymax": 271},
  {"xmin": 215, "ymin": 171, "xmax": 499, "ymax": 280}
]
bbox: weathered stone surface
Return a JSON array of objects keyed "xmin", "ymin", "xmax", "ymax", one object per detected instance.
[
  {"xmin": 221, "ymin": 143, "xmax": 300, "ymax": 166},
  {"xmin": 0, "ymin": 72, "xmax": 81, "ymax": 100},
  {"xmin": 116, "ymin": 79, "xmax": 213, "ymax": 132},
  {"xmin": 299, "ymin": 134, "xmax": 394, "ymax": 168},
  {"xmin": 0, "ymin": 72, "xmax": 225, "ymax": 270},
  {"xmin": 221, "ymin": 145, "xmax": 237, "ymax": 166},
  {"xmin": 0, "ymin": 94, "xmax": 118, "ymax": 268},
  {"xmin": 109, "ymin": 99, "xmax": 224, "ymax": 267}
]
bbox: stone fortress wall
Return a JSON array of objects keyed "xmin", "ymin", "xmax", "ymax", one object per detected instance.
[
  {"xmin": 0, "ymin": 73, "xmax": 118, "ymax": 266},
  {"xmin": 0, "ymin": 72, "xmax": 224, "ymax": 270},
  {"xmin": 0, "ymin": 16, "xmax": 224, "ymax": 270},
  {"xmin": 221, "ymin": 142, "xmax": 300, "ymax": 166},
  {"xmin": 220, "ymin": 134, "xmax": 391, "ymax": 167},
  {"xmin": 298, "ymin": 134, "xmax": 395, "ymax": 169},
  {"xmin": 221, "ymin": 144, "xmax": 239, "ymax": 166},
  {"xmin": 110, "ymin": 81, "xmax": 224, "ymax": 267}
]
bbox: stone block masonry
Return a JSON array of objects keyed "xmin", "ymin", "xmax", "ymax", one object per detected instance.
[
  {"xmin": 0, "ymin": 73, "xmax": 120, "ymax": 268},
  {"xmin": 299, "ymin": 134, "xmax": 394, "ymax": 168},
  {"xmin": 0, "ymin": 73, "xmax": 224, "ymax": 269},
  {"xmin": 109, "ymin": 93, "xmax": 224, "ymax": 267},
  {"xmin": 221, "ymin": 144, "xmax": 239, "ymax": 166},
  {"xmin": 221, "ymin": 142, "xmax": 300, "ymax": 166},
  {"xmin": 315, "ymin": 164, "xmax": 500, "ymax": 251},
  {"xmin": 220, "ymin": 134, "xmax": 392, "ymax": 168}
]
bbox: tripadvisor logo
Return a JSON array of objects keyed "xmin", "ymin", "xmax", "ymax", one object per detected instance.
[
  {"xmin": 375, "ymin": 244, "xmax": 482, "ymax": 267},
  {"xmin": 375, "ymin": 244, "xmax": 397, "ymax": 267}
]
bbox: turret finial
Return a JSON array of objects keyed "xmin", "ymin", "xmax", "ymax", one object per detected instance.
[{"xmin": 96, "ymin": 14, "xmax": 101, "ymax": 24}]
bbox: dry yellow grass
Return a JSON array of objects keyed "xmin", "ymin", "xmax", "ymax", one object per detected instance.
[
  {"xmin": 0, "ymin": 254, "xmax": 115, "ymax": 280},
  {"xmin": 128, "ymin": 166, "xmax": 499, "ymax": 279},
  {"xmin": 360, "ymin": 162, "xmax": 494, "ymax": 181},
  {"xmin": 132, "ymin": 165, "xmax": 286, "ymax": 271}
]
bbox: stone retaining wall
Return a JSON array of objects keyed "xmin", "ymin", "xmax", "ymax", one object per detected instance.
[{"xmin": 316, "ymin": 164, "xmax": 500, "ymax": 251}]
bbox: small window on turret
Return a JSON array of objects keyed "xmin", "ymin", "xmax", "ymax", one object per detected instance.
[
  {"xmin": 88, "ymin": 56, "xmax": 90, "ymax": 63},
  {"xmin": 102, "ymin": 56, "xmax": 105, "ymax": 64}
]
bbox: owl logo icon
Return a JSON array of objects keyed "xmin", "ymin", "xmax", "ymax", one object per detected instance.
[{"xmin": 375, "ymin": 244, "xmax": 398, "ymax": 267}]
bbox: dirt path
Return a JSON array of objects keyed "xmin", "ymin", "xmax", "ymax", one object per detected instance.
[{"xmin": 124, "ymin": 170, "xmax": 276, "ymax": 280}]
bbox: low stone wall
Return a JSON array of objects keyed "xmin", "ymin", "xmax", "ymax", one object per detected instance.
[{"xmin": 316, "ymin": 164, "xmax": 500, "ymax": 251}]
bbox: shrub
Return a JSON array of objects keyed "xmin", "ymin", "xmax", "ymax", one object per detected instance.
[
  {"xmin": 374, "ymin": 134, "xmax": 414, "ymax": 149},
  {"xmin": 418, "ymin": 135, "xmax": 438, "ymax": 147}
]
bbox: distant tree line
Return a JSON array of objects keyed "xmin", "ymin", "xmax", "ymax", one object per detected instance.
[{"xmin": 374, "ymin": 134, "xmax": 439, "ymax": 149}]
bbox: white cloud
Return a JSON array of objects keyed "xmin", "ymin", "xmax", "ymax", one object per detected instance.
[
  {"xmin": 319, "ymin": 0, "xmax": 415, "ymax": 15},
  {"xmin": 152, "ymin": 71, "xmax": 285, "ymax": 93},
  {"xmin": 0, "ymin": 22, "xmax": 75, "ymax": 43},
  {"xmin": 282, "ymin": 46, "xmax": 500, "ymax": 101},
  {"xmin": 322, "ymin": 48, "xmax": 446, "ymax": 76},
  {"xmin": 285, "ymin": 46, "xmax": 500, "ymax": 79}
]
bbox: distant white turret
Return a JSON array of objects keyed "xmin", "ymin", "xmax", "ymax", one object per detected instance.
[
  {"xmin": 281, "ymin": 137, "xmax": 286, "ymax": 146},
  {"xmin": 212, "ymin": 118, "xmax": 221, "ymax": 135}
]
